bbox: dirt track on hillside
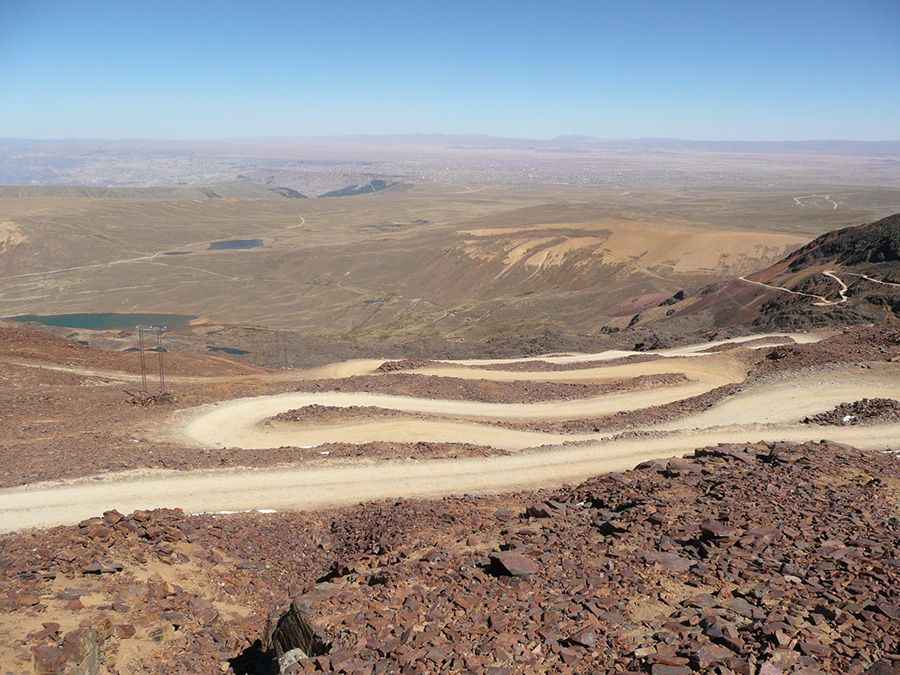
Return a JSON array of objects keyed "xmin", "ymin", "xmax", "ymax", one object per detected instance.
[{"xmin": 4, "ymin": 331, "xmax": 900, "ymax": 531}]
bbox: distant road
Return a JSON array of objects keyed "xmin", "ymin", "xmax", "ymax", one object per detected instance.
[
  {"xmin": 845, "ymin": 272, "xmax": 900, "ymax": 288},
  {"xmin": 740, "ymin": 269, "xmax": 898, "ymax": 307},
  {"xmin": 792, "ymin": 194, "xmax": 838, "ymax": 210}
]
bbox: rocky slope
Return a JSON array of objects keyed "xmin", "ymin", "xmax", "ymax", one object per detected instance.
[
  {"xmin": 1, "ymin": 440, "xmax": 896, "ymax": 673},
  {"xmin": 783, "ymin": 214, "xmax": 900, "ymax": 268}
]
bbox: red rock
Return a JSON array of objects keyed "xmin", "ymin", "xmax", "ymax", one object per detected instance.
[
  {"xmin": 725, "ymin": 597, "xmax": 759, "ymax": 619},
  {"xmin": 489, "ymin": 552, "xmax": 539, "ymax": 577},
  {"xmin": 488, "ymin": 612, "xmax": 508, "ymax": 631},
  {"xmin": 115, "ymin": 624, "xmax": 136, "ymax": 639},
  {"xmin": 524, "ymin": 503, "xmax": 554, "ymax": 519}
]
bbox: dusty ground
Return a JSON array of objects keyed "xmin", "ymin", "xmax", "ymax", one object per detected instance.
[{"xmin": 290, "ymin": 372, "xmax": 688, "ymax": 404}]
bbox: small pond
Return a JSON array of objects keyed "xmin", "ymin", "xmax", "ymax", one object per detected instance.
[
  {"xmin": 9, "ymin": 313, "xmax": 196, "ymax": 330},
  {"xmin": 208, "ymin": 239, "xmax": 263, "ymax": 250}
]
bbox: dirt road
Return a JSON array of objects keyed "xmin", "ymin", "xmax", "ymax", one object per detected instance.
[
  {"xmin": 5, "ymin": 331, "xmax": 899, "ymax": 533},
  {"xmin": 2, "ymin": 421, "xmax": 897, "ymax": 532},
  {"xmin": 738, "ymin": 270, "xmax": 897, "ymax": 307}
]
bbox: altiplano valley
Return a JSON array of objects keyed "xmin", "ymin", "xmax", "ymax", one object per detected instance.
[{"xmin": 1, "ymin": 141, "xmax": 898, "ymax": 673}]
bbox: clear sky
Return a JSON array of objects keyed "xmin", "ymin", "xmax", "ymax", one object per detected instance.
[{"xmin": 2, "ymin": 0, "xmax": 899, "ymax": 140}]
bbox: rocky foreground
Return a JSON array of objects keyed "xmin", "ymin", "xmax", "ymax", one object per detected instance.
[{"xmin": 1, "ymin": 440, "xmax": 897, "ymax": 674}]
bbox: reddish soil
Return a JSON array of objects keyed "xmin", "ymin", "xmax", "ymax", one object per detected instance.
[
  {"xmin": 476, "ymin": 354, "xmax": 663, "ymax": 371},
  {"xmin": 802, "ymin": 398, "xmax": 900, "ymax": 426},
  {"xmin": 270, "ymin": 405, "xmax": 409, "ymax": 425},
  {"xmin": 697, "ymin": 335, "xmax": 795, "ymax": 353},
  {"xmin": 492, "ymin": 383, "xmax": 745, "ymax": 434},
  {"xmin": 293, "ymin": 372, "xmax": 688, "ymax": 404},
  {"xmin": 375, "ymin": 359, "xmax": 440, "ymax": 372},
  {"xmin": 376, "ymin": 354, "xmax": 663, "ymax": 372},
  {"xmin": 754, "ymin": 326, "xmax": 900, "ymax": 378}
]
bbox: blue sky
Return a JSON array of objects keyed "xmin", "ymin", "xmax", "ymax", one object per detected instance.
[{"xmin": 2, "ymin": 0, "xmax": 899, "ymax": 140}]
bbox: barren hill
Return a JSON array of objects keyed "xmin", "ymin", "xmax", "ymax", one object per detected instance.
[{"xmin": 628, "ymin": 214, "xmax": 900, "ymax": 337}]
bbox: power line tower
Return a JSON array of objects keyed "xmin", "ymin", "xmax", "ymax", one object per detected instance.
[{"xmin": 137, "ymin": 325, "xmax": 168, "ymax": 394}]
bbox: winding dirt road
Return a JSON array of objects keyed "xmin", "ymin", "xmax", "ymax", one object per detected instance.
[
  {"xmin": 739, "ymin": 269, "xmax": 899, "ymax": 308},
  {"xmin": 2, "ymin": 331, "xmax": 899, "ymax": 533}
]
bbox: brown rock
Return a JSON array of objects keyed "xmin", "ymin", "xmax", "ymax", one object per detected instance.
[{"xmin": 16, "ymin": 592, "xmax": 41, "ymax": 607}]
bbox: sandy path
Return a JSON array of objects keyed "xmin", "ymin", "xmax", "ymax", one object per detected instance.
[
  {"xmin": 414, "ymin": 353, "xmax": 746, "ymax": 385},
  {"xmin": 176, "ymin": 359, "xmax": 739, "ymax": 450},
  {"xmin": 177, "ymin": 362, "xmax": 900, "ymax": 451},
  {"xmin": 442, "ymin": 332, "xmax": 819, "ymax": 367},
  {"xmin": 661, "ymin": 365, "xmax": 900, "ymax": 430},
  {"xmin": 2, "ymin": 422, "xmax": 898, "ymax": 533},
  {"xmin": 738, "ymin": 273, "xmax": 848, "ymax": 306}
]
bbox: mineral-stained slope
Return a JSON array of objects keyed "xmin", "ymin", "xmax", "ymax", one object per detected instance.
[{"xmin": 650, "ymin": 214, "xmax": 900, "ymax": 333}]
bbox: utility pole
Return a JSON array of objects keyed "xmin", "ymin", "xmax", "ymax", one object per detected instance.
[{"xmin": 136, "ymin": 325, "xmax": 167, "ymax": 394}]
